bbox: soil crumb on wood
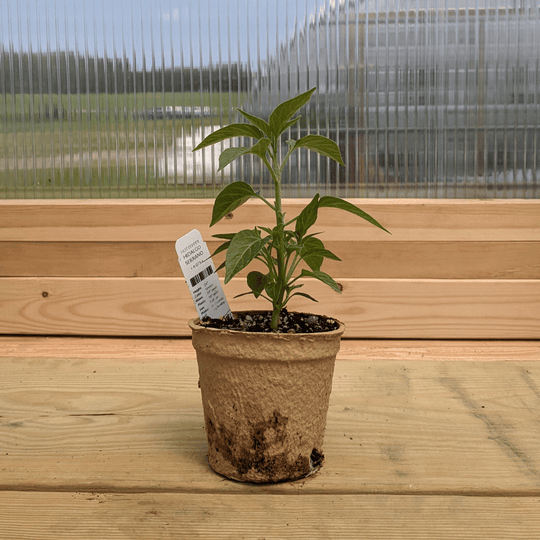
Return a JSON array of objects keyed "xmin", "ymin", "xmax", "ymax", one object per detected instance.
[{"xmin": 199, "ymin": 309, "xmax": 340, "ymax": 334}]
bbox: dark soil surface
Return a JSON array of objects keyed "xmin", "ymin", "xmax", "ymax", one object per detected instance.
[{"xmin": 199, "ymin": 309, "xmax": 341, "ymax": 334}]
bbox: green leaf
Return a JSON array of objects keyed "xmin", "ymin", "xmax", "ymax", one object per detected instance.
[
  {"xmin": 290, "ymin": 292, "xmax": 318, "ymax": 303},
  {"xmin": 300, "ymin": 269, "xmax": 342, "ymax": 293},
  {"xmin": 292, "ymin": 135, "xmax": 345, "ymax": 166},
  {"xmin": 300, "ymin": 237, "xmax": 341, "ymax": 272},
  {"xmin": 295, "ymin": 194, "xmax": 319, "ymax": 238},
  {"xmin": 210, "ymin": 182, "xmax": 258, "ymax": 227},
  {"xmin": 210, "ymin": 241, "xmax": 231, "ymax": 258},
  {"xmin": 225, "ymin": 229, "xmax": 265, "ymax": 283},
  {"xmin": 264, "ymin": 280, "xmax": 280, "ymax": 303},
  {"xmin": 271, "ymin": 221, "xmax": 285, "ymax": 239},
  {"xmin": 218, "ymin": 139, "xmax": 271, "ymax": 171},
  {"xmin": 269, "ymin": 87, "xmax": 316, "ymax": 137},
  {"xmin": 237, "ymin": 109, "xmax": 274, "ymax": 141},
  {"xmin": 250, "ymin": 138, "xmax": 272, "ymax": 161},
  {"xmin": 247, "ymin": 271, "xmax": 270, "ymax": 298},
  {"xmin": 192, "ymin": 123, "xmax": 264, "ymax": 151},
  {"xmin": 212, "ymin": 233, "xmax": 236, "ymax": 240},
  {"xmin": 233, "ymin": 291, "xmax": 253, "ymax": 299},
  {"xmin": 300, "ymin": 239, "xmax": 338, "ymax": 272},
  {"xmin": 217, "ymin": 148, "xmax": 251, "ymax": 171},
  {"xmin": 318, "ymin": 196, "xmax": 391, "ymax": 234},
  {"xmin": 280, "ymin": 116, "xmax": 302, "ymax": 135}
]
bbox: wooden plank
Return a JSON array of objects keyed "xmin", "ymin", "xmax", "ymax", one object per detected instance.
[
  {"xmin": 1, "ymin": 358, "xmax": 540, "ymax": 495},
  {"xmin": 1, "ymin": 492, "xmax": 539, "ymax": 540},
  {"xmin": 1, "ymin": 277, "xmax": 539, "ymax": 338},
  {"xmin": 3, "ymin": 240, "xmax": 539, "ymax": 279},
  {"xmin": 336, "ymin": 340, "xmax": 540, "ymax": 362},
  {"xmin": 1, "ymin": 336, "xmax": 538, "ymax": 361},
  {"xmin": 1, "ymin": 199, "xmax": 539, "ymax": 242}
]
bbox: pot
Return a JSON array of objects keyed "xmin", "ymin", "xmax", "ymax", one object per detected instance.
[{"xmin": 189, "ymin": 312, "xmax": 345, "ymax": 483}]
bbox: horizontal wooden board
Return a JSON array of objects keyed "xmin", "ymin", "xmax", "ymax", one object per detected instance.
[
  {"xmin": 2, "ymin": 240, "xmax": 539, "ymax": 279},
  {"xmin": 1, "ymin": 199, "xmax": 539, "ymax": 242},
  {"xmin": 1, "ymin": 357, "xmax": 540, "ymax": 495},
  {"xmin": 1, "ymin": 336, "xmax": 538, "ymax": 361},
  {"xmin": 0, "ymin": 277, "xmax": 539, "ymax": 338},
  {"xmin": 1, "ymin": 492, "xmax": 539, "ymax": 540}
]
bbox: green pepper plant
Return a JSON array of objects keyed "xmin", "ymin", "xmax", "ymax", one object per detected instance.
[{"xmin": 193, "ymin": 87, "xmax": 390, "ymax": 330}]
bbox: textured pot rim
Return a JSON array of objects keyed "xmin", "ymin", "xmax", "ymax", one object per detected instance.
[{"xmin": 188, "ymin": 310, "xmax": 345, "ymax": 338}]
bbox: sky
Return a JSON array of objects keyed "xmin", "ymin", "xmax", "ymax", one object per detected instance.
[
  {"xmin": 0, "ymin": 0, "xmax": 323, "ymax": 68},
  {"xmin": 1, "ymin": 0, "xmax": 527, "ymax": 69}
]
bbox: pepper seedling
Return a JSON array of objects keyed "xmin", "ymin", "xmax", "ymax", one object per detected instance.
[{"xmin": 193, "ymin": 87, "xmax": 390, "ymax": 330}]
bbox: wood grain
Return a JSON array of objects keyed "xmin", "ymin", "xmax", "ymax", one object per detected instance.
[
  {"xmin": 1, "ymin": 492, "xmax": 539, "ymax": 539},
  {"xmin": 3, "ymin": 199, "xmax": 538, "ymax": 340},
  {"xmin": 1, "ymin": 199, "xmax": 539, "ymax": 242},
  {"xmin": 2, "ymin": 240, "xmax": 539, "ymax": 279},
  {"xmin": 1, "ymin": 357, "xmax": 540, "ymax": 495},
  {"xmin": 1, "ymin": 336, "xmax": 539, "ymax": 361},
  {"xmin": 1, "ymin": 277, "xmax": 538, "ymax": 338}
]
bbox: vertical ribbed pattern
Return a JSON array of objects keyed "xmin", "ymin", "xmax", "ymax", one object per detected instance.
[{"xmin": 0, "ymin": 0, "xmax": 538, "ymax": 198}]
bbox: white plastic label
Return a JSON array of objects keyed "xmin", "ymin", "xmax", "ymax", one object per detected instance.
[{"xmin": 175, "ymin": 229, "xmax": 232, "ymax": 320}]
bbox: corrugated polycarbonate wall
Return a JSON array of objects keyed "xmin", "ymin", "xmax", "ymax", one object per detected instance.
[{"xmin": 0, "ymin": 0, "xmax": 538, "ymax": 198}]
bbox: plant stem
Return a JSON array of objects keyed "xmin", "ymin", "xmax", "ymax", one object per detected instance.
[{"xmin": 271, "ymin": 147, "xmax": 286, "ymax": 330}]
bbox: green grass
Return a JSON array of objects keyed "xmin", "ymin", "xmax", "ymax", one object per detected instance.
[
  {"xmin": 1, "ymin": 91, "xmax": 247, "ymax": 119},
  {"xmin": 0, "ymin": 117, "xmax": 216, "ymax": 161},
  {"xmin": 0, "ymin": 92, "xmax": 249, "ymax": 198},
  {"xmin": 0, "ymin": 164, "xmax": 227, "ymax": 199},
  {"xmin": 0, "ymin": 93, "xmax": 246, "ymax": 157}
]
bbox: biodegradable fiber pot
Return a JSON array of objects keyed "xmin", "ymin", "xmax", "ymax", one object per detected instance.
[{"xmin": 189, "ymin": 313, "xmax": 345, "ymax": 483}]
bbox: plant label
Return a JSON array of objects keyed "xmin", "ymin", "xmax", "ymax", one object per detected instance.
[{"xmin": 176, "ymin": 229, "xmax": 232, "ymax": 320}]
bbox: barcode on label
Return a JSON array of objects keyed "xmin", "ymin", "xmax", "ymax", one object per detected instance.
[{"xmin": 190, "ymin": 265, "xmax": 213, "ymax": 287}]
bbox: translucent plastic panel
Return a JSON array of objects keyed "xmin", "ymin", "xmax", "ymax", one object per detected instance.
[{"xmin": 0, "ymin": 0, "xmax": 538, "ymax": 198}]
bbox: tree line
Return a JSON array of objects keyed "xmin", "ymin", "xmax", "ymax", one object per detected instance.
[{"xmin": 0, "ymin": 48, "xmax": 250, "ymax": 96}]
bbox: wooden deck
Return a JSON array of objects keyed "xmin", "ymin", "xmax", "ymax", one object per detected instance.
[
  {"xmin": 1, "ymin": 198, "xmax": 539, "ymax": 536},
  {"xmin": 1, "ymin": 337, "xmax": 540, "ymax": 539}
]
